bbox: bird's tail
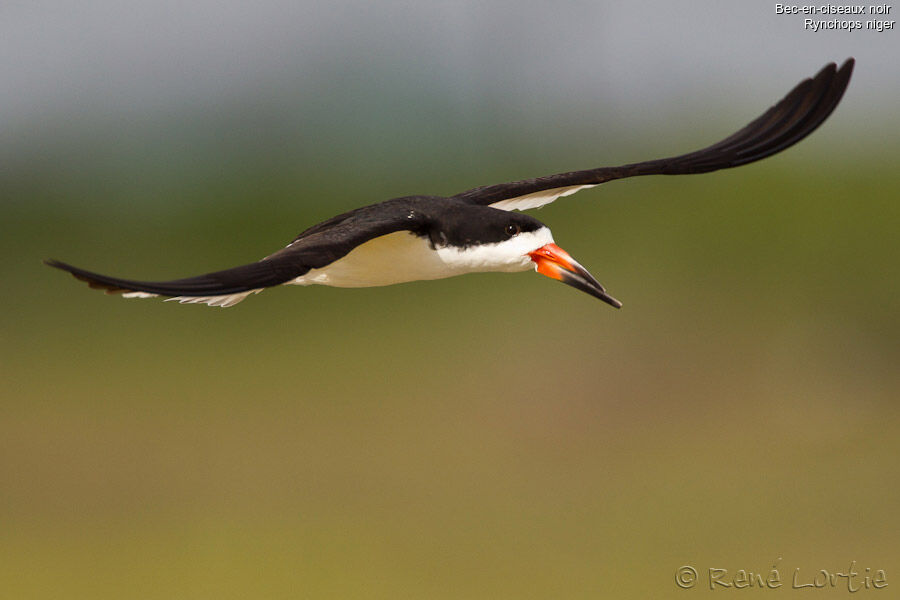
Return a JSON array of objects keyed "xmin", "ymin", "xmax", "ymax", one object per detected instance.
[{"xmin": 43, "ymin": 258, "xmax": 303, "ymax": 308}]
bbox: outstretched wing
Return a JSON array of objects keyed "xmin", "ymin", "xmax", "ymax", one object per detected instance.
[
  {"xmin": 43, "ymin": 258, "xmax": 301, "ymax": 307},
  {"xmin": 45, "ymin": 199, "xmax": 426, "ymax": 307},
  {"xmin": 453, "ymin": 59, "xmax": 854, "ymax": 211}
]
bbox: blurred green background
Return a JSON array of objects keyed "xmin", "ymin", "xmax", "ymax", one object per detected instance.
[{"xmin": 2, "ymin": 2, "xmax": 898, "ymax": 598}]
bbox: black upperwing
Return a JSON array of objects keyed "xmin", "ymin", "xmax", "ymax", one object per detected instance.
[
  {"xmin": 43, "ymin": 257, "xmax": 302, "ymax": 298},
  {"xmin": 45, "ymin": 198, "xmax": 429, "ymax": 301},
  {"xmin": 453, "ymin": 59, "xmax": 854, "ymax": 211}
]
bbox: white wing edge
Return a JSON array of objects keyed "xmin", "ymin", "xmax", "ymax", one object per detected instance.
[
  {"xmin": 488, "ymin": 184, "xmax": 596, "ymax": 212},
  {"xmin": 120, "ymin": 289, "xmax": 263, "ymax": 307}
]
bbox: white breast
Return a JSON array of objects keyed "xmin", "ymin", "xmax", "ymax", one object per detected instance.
[{"xmin": 287, "ymin": 228, "xmax": 553, "ymax": 288}]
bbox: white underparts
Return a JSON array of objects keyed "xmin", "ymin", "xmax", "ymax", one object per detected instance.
[
  {"xmin": 288, "ymin": 227, "xmax": 554, "ymax": 288},
  {"xmin": 116, "ymin": 227, "xmax": 554, "ymax": 306}
]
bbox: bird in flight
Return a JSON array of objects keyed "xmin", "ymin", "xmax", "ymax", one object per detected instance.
[{"xmin": 46, "ymin": 59, "xmax": 854, "ymax": 309}]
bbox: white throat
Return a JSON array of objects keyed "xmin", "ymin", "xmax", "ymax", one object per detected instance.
[{"xmin": 434, "ymin": 227, "xmax": 554, "ymax": 274}]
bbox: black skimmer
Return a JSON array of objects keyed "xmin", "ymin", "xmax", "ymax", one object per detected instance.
[{"xmin": 45, "ymin": 59, "xmax": 854, "ymax": 309}]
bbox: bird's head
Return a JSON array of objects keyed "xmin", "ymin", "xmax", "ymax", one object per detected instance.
[{"xmin": 430, "ymin": 206, "xmax": 621, "ymax": 308}]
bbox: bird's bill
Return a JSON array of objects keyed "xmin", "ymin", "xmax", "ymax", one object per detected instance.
[{"xmin": 528, "ymin": 243, "xmax": 622, "ymax": 309}]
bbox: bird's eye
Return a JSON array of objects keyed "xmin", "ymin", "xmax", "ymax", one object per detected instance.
[{"xmin": 505, "ymin": 223, "xmax": 521, "ymax": 237}]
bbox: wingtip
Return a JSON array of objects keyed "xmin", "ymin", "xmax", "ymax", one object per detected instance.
[
  {"xmin": 811, "ymin": 58, "xmax": 854, "ymax": 87},
  {"xmin": 837, "ymin": 57, "xmax": 856, "ymax": 83},
  {"xmin": 44, "ymin": 259, "xmax": 82, "ymax": 278},
  {"xmin": 819, "ymin": 58, "xmax": 854, "ymax": 86},
  {"xmin": 43, "ymin": 259, "xmax": 115, "ymax": 291}
]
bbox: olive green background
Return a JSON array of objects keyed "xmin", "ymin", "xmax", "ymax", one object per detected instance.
[{"xmin": 2, "ymin": 2, "xmax": 898, "ymax": 598}]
